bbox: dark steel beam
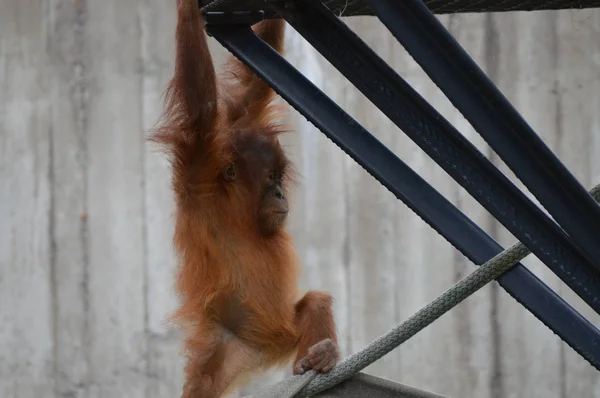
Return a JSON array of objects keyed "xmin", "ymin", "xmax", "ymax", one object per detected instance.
[
  {"xmin": 205, "ymin": 17, "xmax": 600, "ymax": 370},
  {"xmin": 367, "ymin": 0, "xmax": 600, "ymax": 269},
  {"xmin": 267, "ymin": 0, "xmax": 600, "ymax": 315}
]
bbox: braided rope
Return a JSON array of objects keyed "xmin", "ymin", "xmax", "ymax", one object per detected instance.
[
  {"xmin": 294, "ymin": 184, "xmax": 600, "ymax": 397},
  {"xmin": 200, "ymin": 0, "xmax": 236, "ymax": 12}
]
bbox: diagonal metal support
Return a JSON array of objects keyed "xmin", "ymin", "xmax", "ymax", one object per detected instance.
[
  {"xmin": 367, "ymin": 0, "xmax": 600, "ymax": 269},
  {"xmin": 205, "ymin": 18, "xmax": 600, "ymax": 370},
  {"xmin": 269, "ymin": 0, "xmax": 600, "ymax": 316}
]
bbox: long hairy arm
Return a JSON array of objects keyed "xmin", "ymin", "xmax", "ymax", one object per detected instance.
[
  {"xmin": 221, "ymin": 19, "xmax": 287, "ymax": 121},
  {"xmin": 152, "ymin": 0, "xmax": 224, "ymax": 200},
  {"xmin": 168, "ymin": 0, "xmax": 217, "ymax": 131}
]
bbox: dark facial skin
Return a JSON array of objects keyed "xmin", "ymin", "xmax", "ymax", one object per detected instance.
[
  {"xmin": 224, "ymin": 133, "xmax": 289, "ymax": 235},
  {"xmin": 259, "ymin": 170, "xmax": 289, "ymax": 235}
]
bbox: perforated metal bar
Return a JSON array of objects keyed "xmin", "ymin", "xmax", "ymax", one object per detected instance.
[
  {"xmin": 199, "ymin": 0, "xmax": 600, "ymax": 17},
  {"xmin": 205, "ymin": 18, "xmax": 600, "ymax": 370}
]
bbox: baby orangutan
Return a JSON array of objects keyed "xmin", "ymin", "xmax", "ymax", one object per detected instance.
[{"xmin": 152, "ymin": 1, "xmax": 340, "ymax": 396}]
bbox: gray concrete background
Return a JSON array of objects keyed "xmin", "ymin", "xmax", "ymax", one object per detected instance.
[{"xmin": 1, "ymin": 1, "xmax": 600, "ymax": 397}]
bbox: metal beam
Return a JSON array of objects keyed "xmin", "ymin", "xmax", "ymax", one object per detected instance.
[
  {"xmin": 205, "ymin": 17, "xmax": 600, "ymax": 370},
  {"xmin": 368, "ymin": 0, "xmax": 600, "ymax": 269},
  {"xmin": 271, "ymin": 0, "xmax": 600, "ymax": 316}
]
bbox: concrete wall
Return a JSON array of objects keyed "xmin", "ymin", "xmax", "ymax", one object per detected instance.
[{"xmin": 1, "ymin": 1, "xmax": 599, "ymax": 397}]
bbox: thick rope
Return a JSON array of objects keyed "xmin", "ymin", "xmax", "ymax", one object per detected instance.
[
  {"xmin": 293, "ymin": 184, "xmax": 600, "ymax": 397},
  {"xmin": 200, "ymin": 0, "xmax": 241, "ymax": 13}
]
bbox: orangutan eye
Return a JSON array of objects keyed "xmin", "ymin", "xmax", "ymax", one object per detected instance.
[
  {"xmin": 224, "ymin": 163, "xmax": 236, "ymax": 182},
  {"xmin": 268, "ymin": 172, "xmax": 276, "ymax": 181}
]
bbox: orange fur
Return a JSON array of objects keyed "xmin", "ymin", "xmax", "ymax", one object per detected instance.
[{"xmin": 152, "ymin": 2, "xmax": 339, "ymax": 397}]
